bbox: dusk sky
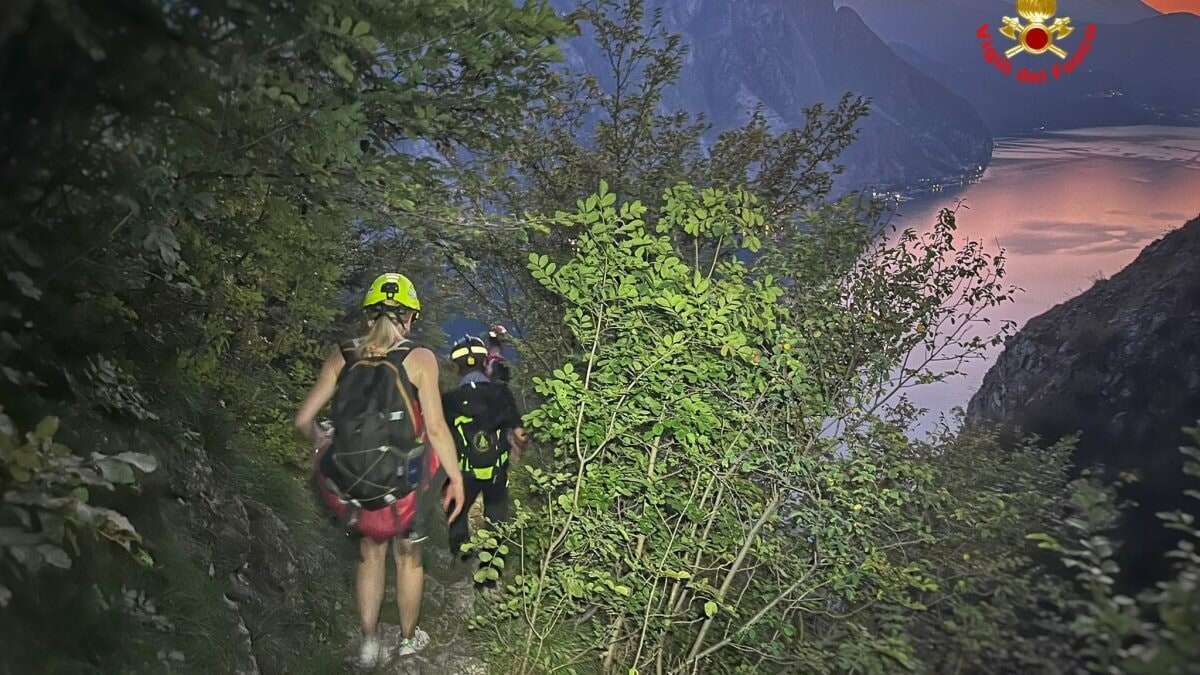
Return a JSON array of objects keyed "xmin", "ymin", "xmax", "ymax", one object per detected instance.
[{"xmin": 1142, "ymin": 0, "xmax": 1200, "ymax": 13}]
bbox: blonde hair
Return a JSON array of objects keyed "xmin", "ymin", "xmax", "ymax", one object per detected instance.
[{"xmin": 357, "ymin": 311, "xmax": 412, "ymax": 359}]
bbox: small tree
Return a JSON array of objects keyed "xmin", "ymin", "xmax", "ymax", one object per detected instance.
[
  {"xmin": 440, "ymin": 0, "xmax": 870, "ymax": 387},
  {"xmin": 470, "ymin": 182, "xmax": 1021, "ymax": 674}
]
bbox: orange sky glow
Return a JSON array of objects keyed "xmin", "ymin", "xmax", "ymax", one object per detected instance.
[{"xmin": 1142, "ymin": 0, "xmax": 1200, "ymax": 13}]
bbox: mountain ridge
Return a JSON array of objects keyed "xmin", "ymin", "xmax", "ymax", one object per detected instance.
[
  {"xmin": 838, "ymin": 0, "xmax": 1200, "ymax": 135},
  {"xmin": 968, "ymin": 214, "xmax": 1200, "ymax": 585},
  {"xmin": 554, "ymin": 0, "xmax": 995, "ymax": 191}
]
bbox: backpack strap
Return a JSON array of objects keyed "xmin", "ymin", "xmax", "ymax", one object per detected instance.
[
  {"xmin": 337, "ymin": 339, "xmax": 360, "ymax": 367},
  {"xmin": 384, "ymin": 340, "xmax": 415, "ymax": 365},
  {"xmin": 384, "ymin": 341, "xmax": 424, "ymax": 437},
  {"xmin": 338, "ymin": 338, "xmax": 413, "ymax": 367}
]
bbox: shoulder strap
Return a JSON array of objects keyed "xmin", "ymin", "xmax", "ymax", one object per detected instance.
[
  {"xmin": 385, "ymin": 339, "xmax": 416, "ymax": 365},
  {"xmin": 336, "ymin": 339, "xmax": 360, "ymax": 377}
]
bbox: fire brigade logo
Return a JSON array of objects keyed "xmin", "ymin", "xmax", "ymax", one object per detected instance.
[
  {"xmin": 1000, "ymin": 0, "xmax": 1074, "ymax": 59},
  {"xmin": 976, "ymin": 0, "xmax": 1097, "ymax": 85}
]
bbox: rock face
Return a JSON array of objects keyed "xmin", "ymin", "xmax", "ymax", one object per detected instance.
[
  {"xmin": 839, "ymin": 0, "xmax": 1200, "ymax": 135},
  {"xmin": 967, "ymin": 215, "xmax": 1200, "ymax": 585},
  {"xmin": 557, "ymin": 0, "xmax": 994, "ymax": 191},
  {"xmin": 163, "ymin": 440, "xmax": 486, "ymax": 674},
  {"xmin": 160, "ymin": 442, "xmax": 346, "ymax": 675}
]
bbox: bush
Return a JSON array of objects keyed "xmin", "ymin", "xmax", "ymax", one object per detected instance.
[
  {"xmin": 471, "ymin": 183, "xmax": 1022, "ymax": 674},
  {"xmin": 1030, "ymin": 424, "xmax": 1200, "ymax": 675},
  {"xmin": 0, "ymin": 408, "xmax": 155, "ymax": 607}
]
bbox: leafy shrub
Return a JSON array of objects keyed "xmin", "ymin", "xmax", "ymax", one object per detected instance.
[
  {"xmin": 472, "ymin": 183, "xmax": 1020, "ymax": 674},
  {"xmin": 1029, "ymin": 424, "xmax": 1200, "ymax": 675},
  {"xmin": 905, "ymin": 426, "xmax": 1080, "ymax": 673},
  {"xmin": 0, "ymin": 407, "xmax": 155, "ymax": 607},
  {"xmin": 72, "ymin": 355, "xmax": 160, "ymax": 422}
]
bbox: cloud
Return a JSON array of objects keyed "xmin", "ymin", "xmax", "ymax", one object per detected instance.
[
  {"xmin": 998, "ymin": 220, "xmax": 1164, "ymax": 256},
  {"xmin": 1150, "ymin": 211, "xmax": 1191, "ymax": 222}
]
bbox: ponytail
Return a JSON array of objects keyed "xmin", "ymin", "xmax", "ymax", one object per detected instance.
[{"xmin": 357, "ymin": 311, "xmax": 412, "ymax": 359}]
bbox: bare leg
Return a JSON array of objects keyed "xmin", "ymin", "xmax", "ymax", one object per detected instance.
[
  {"xmin": 393, "ymin": 538, "xmax": 424, "ymax": 638},
  {"xmin": 357, "ymin": 537, "xmax": 389, "ymax": 636}
]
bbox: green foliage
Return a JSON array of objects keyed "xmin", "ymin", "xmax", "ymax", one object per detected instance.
[
  {"xmin": 461, "ymin": 529, "xmax": 508, "ymax": 587},
  {"xmin": 442, "ymin": 0, "xmax": 871, "ymax": 390},
  {"xmin": 472, "ymin": 178, "xmax": 1197, "ymax": 675},
  {"xmin": 0, "ymin": 0, "xmax": 569, "ymax": 461},
  {"xmin": 471, "ymin": 183, "xmax": 1024, "ymax": 674},
  {"xmin": 0, "ymin": 0, "xmax": 567, "ymax": 669},
  {"xmin": 1027, "ymin": 425, "xmax": 1200, "ymax": 675},
  {"xmin": 72, "ymin": 355, "xmax": 161, "ymax": 422},
  {"xmin": 902, "ymin": 425, "xmax": 1080, "ymax": 673},
  {"xmin": 0, "ymin": 408, "xmax": 155, "ymax": 607}
]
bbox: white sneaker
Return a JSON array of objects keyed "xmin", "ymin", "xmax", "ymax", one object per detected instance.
[
  {"xmin": 397, "ymin": 626, "xmax": 430, "ymax": 656},
  {"xmin": 357, "ymin": 633, "xmax": 382, "ymax": 668}
]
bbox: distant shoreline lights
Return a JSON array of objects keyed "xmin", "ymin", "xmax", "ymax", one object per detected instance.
[{"xmin": 977, "ymin": 23, "xmax": 1098, "ymax": 85}]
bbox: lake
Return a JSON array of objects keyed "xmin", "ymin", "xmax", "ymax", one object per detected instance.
[{"xmin": 893, "ymin": 126, "xmax": 1200, "ymax": 433}]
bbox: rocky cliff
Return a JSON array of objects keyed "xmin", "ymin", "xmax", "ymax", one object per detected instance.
[
  {"xmin": 675, "ymin": 1, "xmax": 994, "ymax": 190},
  {"xmin": 840, "ymin": 0, "xmax": 1200, "ymax": 135},
  {"xmin": 556, "ymin": 0, "xmax": 995, "ymax": 191},
  {"xmin": 968, "ymin": 215, "xmax": 1200, "ymax": 585}
]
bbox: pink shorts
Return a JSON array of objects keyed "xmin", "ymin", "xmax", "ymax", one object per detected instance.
[{"xmin": 316, "ymin": 452, "xmax": 441, "ymax": 542}]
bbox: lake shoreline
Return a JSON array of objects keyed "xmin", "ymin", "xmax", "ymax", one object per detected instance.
[{"xmin": 894, "ymin": 125, "xmax": 1200, "ymax": 433}]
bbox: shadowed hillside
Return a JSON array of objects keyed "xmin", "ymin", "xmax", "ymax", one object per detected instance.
[
  {"xmin": 968, "ymin": 214, "xmax": 1200, "ymax": 586},
  {"xmin": 555, "ymin": 0, "xmax": 994, "ymax": 191},
  {"xmin": 840, "ymin": 0, "xmax": 1200, "ymax": 134}
]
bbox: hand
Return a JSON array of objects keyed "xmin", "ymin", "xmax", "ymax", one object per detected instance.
[
  {"xmin": 488, "ymin": 324, "xmax": 508, "ymax": 340},
  {"xmin": 509, "ymin": 427, "xmax": 530, "ymax": 451},
  {"xmin": 442, "ymin": 472, "xmax": 466, "ymax": 522},
  {"xmin": 310, "ymin": 427, "xmax": 333, "ymax": 472},
  {"xmin": 315, "ymin": 427, "xmax": 334, "ymax": 452},
  {"xmin": 507, "ymin": 428, "xmax": 529, "ymax": 466}
]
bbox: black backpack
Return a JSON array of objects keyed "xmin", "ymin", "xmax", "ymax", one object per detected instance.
[
  {"xmin": 325, "ymin": 342, "xmax": 425, "ymax": 510},
  {"xmin": 448, "ymin": 381, "xmax": 511, "ymax": 480}
]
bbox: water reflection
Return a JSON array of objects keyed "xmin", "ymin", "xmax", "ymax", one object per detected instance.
[{"xmin": 890, "ymin": 126, "xmax": 1200, "ymax": 433}]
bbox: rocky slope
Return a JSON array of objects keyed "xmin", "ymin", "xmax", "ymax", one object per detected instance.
[
  {"xmin": 556, "ymin": 0, "xmax": 994, "ymax": 191},
  {"xmin": 0, "ymin": 406, "xmax": 485, "ymax": 674},
  {"xmin": 839, "ymin": 0, "xmax": 1200, "ymax": 134},
  {"xmin": 967, "ymin": 215, "xmax": 1200, "ymax": 585}
]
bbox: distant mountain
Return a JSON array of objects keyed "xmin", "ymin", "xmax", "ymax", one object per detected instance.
[
  {"xmin": 838, "ymin": 0, "xmax": 1159, "ymax": 44},
  {"xmin": 968, "ymin": 215, "xmax": 1200, "ymax": 587},
  {"xmin": 557, "ymin": 0, "xmax": 994, "ymax": 191},
  {"xmin": 839, "ymin": 0, "xmax": 1200, "ymax": 134}
]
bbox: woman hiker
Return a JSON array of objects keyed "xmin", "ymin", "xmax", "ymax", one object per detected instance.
[{"xmin": 294, "ymin": 272, "xmax": 466, "ymax": 667}]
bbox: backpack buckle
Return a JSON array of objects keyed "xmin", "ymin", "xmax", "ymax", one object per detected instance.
[{"xmin": 345, "ymin": 508, "xmax": 361, "ymax": 537}]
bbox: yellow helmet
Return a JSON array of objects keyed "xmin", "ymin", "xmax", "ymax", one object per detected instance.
[{"xmin": 362, "ymin": 273, "xmax": 421, "ymax": 313}]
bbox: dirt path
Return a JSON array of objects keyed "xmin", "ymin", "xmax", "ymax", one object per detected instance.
[{"xmin": 343, "ymin": 517, "xmax": 492, "ymax": 674}]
